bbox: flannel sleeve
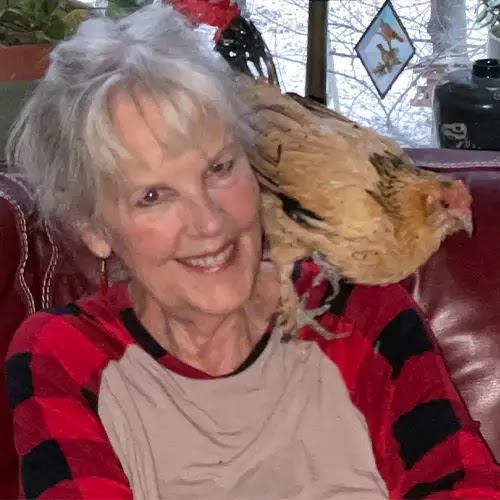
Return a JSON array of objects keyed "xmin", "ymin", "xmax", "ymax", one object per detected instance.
[
  {"xmin": 5, "ymin": 313, "xmax": 132, "ymax": 499},
  {"xmin": 318, "ymin": 282, "xmax": 500, "ymax": 498}
]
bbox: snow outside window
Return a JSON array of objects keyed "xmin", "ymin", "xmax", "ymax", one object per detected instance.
[{"xmin": 248, "ymin": 0, "xmax": 489, "ymax": 148}]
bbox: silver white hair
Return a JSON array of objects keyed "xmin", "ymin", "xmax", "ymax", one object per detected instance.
[{"xmin": 6, "ymin": 4, "xmax": 254, "ymax": 232}]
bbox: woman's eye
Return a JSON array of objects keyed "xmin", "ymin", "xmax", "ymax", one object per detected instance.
[
  {"xmin": 137, "ymin": 188, "xmax": 161, "ymax": 207},
  {"xmin": 210, "ymin": 159, "xmax": 235, "ymax": 177}
]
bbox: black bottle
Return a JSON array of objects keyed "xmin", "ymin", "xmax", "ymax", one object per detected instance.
[{"xmin": 433, "ymin": 58, "xmax": 500, "ymax": 150}]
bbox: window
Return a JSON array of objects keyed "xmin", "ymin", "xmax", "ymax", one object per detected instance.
[{"xmin": 249, "ymin": 0, "xmax": 489, "ymax": 147}]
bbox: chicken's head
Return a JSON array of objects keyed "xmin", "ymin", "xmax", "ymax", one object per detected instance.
[{"xmin": 428, "ymin": 179, "xmax": 473, "ymax": 237}]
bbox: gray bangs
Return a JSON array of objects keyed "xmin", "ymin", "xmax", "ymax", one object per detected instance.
[
  {"xmin": 6, "ymin": 3, "xmax": 256, "ymax": 236},
  {"xmin": 85, "ymin": 74, "xmax": 252, "ymax": 180}
]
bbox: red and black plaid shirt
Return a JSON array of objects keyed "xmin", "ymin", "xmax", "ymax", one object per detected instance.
[{"xmin": 5, "ymin": 259, "xmax": 500, "ymax": 498}]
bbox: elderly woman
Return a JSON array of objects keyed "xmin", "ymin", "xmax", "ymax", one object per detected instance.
[{"xmin": 4, "ymin": 4, "xmax": 500, "ymax": 499}]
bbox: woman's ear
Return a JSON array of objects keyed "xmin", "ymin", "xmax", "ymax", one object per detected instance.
[{"xmin": 78, "ymin": 221, "xmax": 112, "ymax": 260}]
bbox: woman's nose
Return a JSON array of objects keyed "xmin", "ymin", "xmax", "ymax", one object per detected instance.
[{"xmin": 184, "ymin": 194, "xmax": 225, "ymax": 237}]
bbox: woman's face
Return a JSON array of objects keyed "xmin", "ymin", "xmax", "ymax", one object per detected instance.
[{"xmin": 86, "ymin": 90, "xmax": 262, "ymax": 317}]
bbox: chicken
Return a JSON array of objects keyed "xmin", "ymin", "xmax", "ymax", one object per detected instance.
[{"xmin": 239, "ymin": 78, "xmax": 473, "ymax": 343}]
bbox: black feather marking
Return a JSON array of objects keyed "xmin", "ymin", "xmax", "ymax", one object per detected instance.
[
  {"xmin": 370, "ymin": 150, "xmax": 420, "ymax": 177},
  {"xmin": 365, "ymin": 189, "xmax": 386, "ymax": 209},
  {"xmin": 277, "ymin": 192, "xmax": 325, "ymax": 228},
  {"xmin": 252, "ymin": 144, "xmax": 283, "ymax": 193},
  {"xmin": 368, "ymin": 150, "xmax": 422, "ymax": 213},
  {"xmin": 255, "ymin": 169, "xmax": 280, "ymax": 190},
  {"xmin": 277, "ymin": 143, "xmax": 282, "ymax": 163}
]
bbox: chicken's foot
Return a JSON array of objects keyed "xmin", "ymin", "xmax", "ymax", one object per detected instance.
[
  {"xmin": 281, "ymin": 290, "xmax": 349, "ymax": 343},
  {"xmin": 311, "ymin": 250, "xmax": 342, "ymax": 302},
  {"xmin": 276, "ymin": 267, "xmax": 301, "ymax": 343}
]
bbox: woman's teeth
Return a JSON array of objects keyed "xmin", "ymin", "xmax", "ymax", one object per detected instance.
[{"xmin": 181, "ymin": 244, "xmax": 234, "ymax": 269}]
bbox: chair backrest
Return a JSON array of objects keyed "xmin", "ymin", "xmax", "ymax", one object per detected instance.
[{"xmin": 401, "ymin": 148, "xmax": 500, "ymax": 460}]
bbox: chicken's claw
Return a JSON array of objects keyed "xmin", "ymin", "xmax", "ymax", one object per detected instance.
[
  {"xmin": 276, "ymin": 294, "xmax": 299, "ymax": 343},
  {"xmin": 280, "ymin": 290, "xmax": 349, "ymax": 343},
  {"xmin": 295, "ymin": 303, "xmax": 334, "ymax": 340},
  {"xmin": 311, "ymin": 250, "xmax": 342, "ymax": 302}
]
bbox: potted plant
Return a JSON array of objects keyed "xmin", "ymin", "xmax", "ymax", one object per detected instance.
[
  {"xmin": 0, "ymin": 0, "xmax": 90, "ymax": 80},
  {"xmin": 477, "ymin": 0, "xmax": 500, "ymax": 59},
  {"xmin": 0, "ymin": 0, "xmax": 89, "ymax": 160}
]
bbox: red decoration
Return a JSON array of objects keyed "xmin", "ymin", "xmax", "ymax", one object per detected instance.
[{"xmin": 165, "ymin": 0, "xmax": 240, "ymax": 29}]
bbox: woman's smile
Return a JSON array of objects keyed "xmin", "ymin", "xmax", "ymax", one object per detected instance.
[{"xmin": 176, "ymin": 240, "xmax": 237, "ymax": 273}]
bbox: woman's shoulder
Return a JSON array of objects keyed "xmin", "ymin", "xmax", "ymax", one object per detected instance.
[
  {"xmin": 6, "ymin": 282, "xmax": 134, "ymax": 368},
  {"xmin": 293, "ymin": 258, "xmax": 416, "ymax": 314},
  {"xmin": 292, "ymin": 258, "xmax": 425, "ymax": 347}
]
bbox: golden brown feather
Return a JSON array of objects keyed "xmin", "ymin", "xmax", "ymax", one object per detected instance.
[{"xmin": 240, "ymin": 78, "xmax": 473, "ymax": 342}]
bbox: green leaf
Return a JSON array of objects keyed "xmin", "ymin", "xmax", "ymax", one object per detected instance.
[
  {"xmin": 61, "ymin": 7, "xmax": 85, "ymax": 35},
  {"xmin": 18, "ymin": 0, "xmax": 38, "ymax": 16},
  {"xmin": 0, "ymin": 7, "xmax": 34, "ymax": 29},
  {"xmin": 43, "ymin": 0, "xmax": 60, "ymax": 16},
  {"xmin": 1, "ymin": 0, "xmax": 90, "ymax": 45},
  {"xmin": 40, "ymin": 13, "xmax": 64, "ymax": 40},
  {"xmin": 106, "ymin": 0, "xmax": 143, "ymax": 18},
  {"xmin": 0, "ymin": 0, "xmax": 15, "ymax": 10}
]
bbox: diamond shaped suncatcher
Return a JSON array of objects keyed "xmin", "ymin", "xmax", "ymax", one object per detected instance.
[{"xmin": 354, "ymin": 0, "xmax": 415, "ymax": 99}]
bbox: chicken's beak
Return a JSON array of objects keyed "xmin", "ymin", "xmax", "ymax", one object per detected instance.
[{"xmin": 460, "ymin": 213, "xmax": 474, "ymax": 237}]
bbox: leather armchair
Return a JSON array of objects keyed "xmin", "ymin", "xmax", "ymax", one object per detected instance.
[{"xmin": 1, "ymin": 149, "xmax": 500, "ymax": 497}]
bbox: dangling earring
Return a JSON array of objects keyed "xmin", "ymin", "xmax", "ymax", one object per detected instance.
[{"xmin": 99, "ymin": 258, "xmax": 109, "ymax": 294}]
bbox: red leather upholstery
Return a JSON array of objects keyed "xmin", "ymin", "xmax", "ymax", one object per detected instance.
[
  {"xmin": 402, "ymin": 149, "xmax": 500, "ymax": 460},
  {"xmin": 1, "ymin": 149, "xmax": 500, "ymax": 496},
  {"xmin": 0, "ymin": 172, "xmax": 102, "ymax": 498}
]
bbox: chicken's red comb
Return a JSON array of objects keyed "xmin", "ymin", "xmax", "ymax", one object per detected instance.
[{"xmin": 165, "ymin": 0, "xmax": 240, "ymax": 29}]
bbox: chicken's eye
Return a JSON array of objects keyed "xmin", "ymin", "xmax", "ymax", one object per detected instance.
[{"xmin": 440, "ymin": 199, "xmax": 450, "ymax": 209}]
